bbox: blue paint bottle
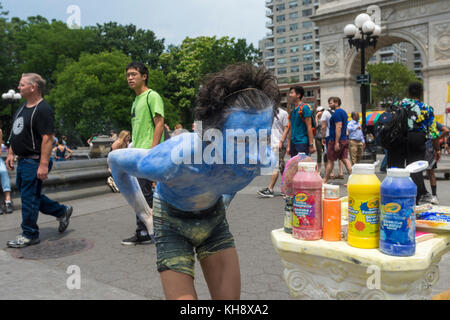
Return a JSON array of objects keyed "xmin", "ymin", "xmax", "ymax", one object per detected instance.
[{"xmin": 379, "ymin": 161, "xmax": 428, "ymax": 256}]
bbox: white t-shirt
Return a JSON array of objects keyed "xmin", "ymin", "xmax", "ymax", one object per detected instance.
[
  {"xmin": 271, "ymin": 108, "xmax": 289, "ymax": 148},
  {"xmin": 320, "ymin": 109, "xmax": 333, "ymax": 138}
]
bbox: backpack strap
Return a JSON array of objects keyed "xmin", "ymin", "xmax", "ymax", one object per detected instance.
[
  {"xmin": 146, "ymin": 89, "xmax": 156, "ymax": 129},
  {"xmin": 297, "ymin": 103, "xmax": 310, "ymax": 122}
]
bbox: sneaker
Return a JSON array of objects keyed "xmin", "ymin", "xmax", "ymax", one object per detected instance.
[
  {"xmin": 430, "ymin": 195, "xmax": 439, "ymax": 205},
  {"xmin": 257, "ymin": 187, "xmax": 274, "ymax": 198},
  {"xmin": 7, "ymin": 235, "xmax": 40, "ymax": 248},
  {"xmin": 5, "ymin": 202, "xmax": 13, "ymax": 214},
  {"xmin": 58, "ymin": 205, "xmax": 73, "ymax": 233},
  {"xmin": 420, "ymin": 193, "xmax": 433, "ymax": 204},
  {"xmin": 121, "ymin": 233, "xmax": 154, "ymax": 246}
]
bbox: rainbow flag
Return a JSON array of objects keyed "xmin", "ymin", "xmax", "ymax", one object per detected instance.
[{"xmin": 348, "ymin": 111, "xmax": 384, "ymax": 125}]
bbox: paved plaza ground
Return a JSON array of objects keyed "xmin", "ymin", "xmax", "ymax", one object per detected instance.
[{"xmin": 0, "ymin": 154, "xmax": 449, "ymax": 300}]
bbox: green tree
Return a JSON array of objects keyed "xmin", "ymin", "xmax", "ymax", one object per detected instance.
[
  {"xmin": 159, "ymin": 36, "xmax": 260, "ymax": 126},
  {"xmin": 47, "ymin": 50, "xmax": 179, "ymax": 143},
  {"xmin": 47, "ymin": 50, "xmax": 134, "ymax": 142},
  {"xmin": 8, "ymin": 16, "xmax": 98, "ymax": 88},
  {"xmin": 367, "ymin": 62, "xmax": 420, "ymax": 108},
  {"xmin": 0, "ymin": 1, "xmax": 9, "ymax": 91},
  {"xmin": 91, "ymin": 22, "xmax": 165, "ymax": 69}
]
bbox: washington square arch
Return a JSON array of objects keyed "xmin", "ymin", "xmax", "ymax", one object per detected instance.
[{"xmin": 312, "ymin": 0, "xmax": 450, "ymax": 117}]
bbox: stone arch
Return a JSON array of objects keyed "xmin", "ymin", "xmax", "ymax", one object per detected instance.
[
  {"xmin": 313, "ymin": 0, "xmax": 450, "ymax": 117},
  {"xmin": 345, "ymin": 34, "xmax": 427, "ymax": 77}
]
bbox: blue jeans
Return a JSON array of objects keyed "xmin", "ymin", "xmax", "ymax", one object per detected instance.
[
  {"xmin": 16, "ymin": 158, "xmax": 67, "ymax": 240},
  {"xmin": 0, "ymin": 158, "xmax": 11, "ymax": 192}
]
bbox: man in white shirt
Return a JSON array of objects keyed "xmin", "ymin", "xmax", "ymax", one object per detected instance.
[{"xmin": 257, "ymin": 107, "xmax": 289, "ymax": 198}]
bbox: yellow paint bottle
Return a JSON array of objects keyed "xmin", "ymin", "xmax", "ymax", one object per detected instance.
[{"xmin": 347, "ymin": 163, "xmax": 381, "ymax": 249}]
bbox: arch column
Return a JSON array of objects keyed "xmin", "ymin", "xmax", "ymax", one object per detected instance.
[{"xmin": 313, "ymin": 0, "xmax": 450, "ymax": 116}]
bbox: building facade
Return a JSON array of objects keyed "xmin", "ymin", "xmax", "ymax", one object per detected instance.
[
  {"xmin": 263, "ymin": 0, "xmax": 322, "ymax": 110},
  {"xmin": 368, "ymin": 42, "xmax": 423, "ymax": 79}
]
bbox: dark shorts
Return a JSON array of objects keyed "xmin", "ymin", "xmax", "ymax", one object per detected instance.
[
  {"xmin": 290, "ymin": 141, "xmax": 310, "ymax": 157},
  {"xmin": 327, "ymin": 140, "xmax": 349, "ymax": 162},
  {"xmin": 153, "ymin": 197, "xmax": 235, "ymax": 278}
]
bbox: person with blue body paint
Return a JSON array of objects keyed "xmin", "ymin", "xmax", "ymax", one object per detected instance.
[{"xmin": 108, "ymin": 63, "xmax": 280, "ymax": 300}]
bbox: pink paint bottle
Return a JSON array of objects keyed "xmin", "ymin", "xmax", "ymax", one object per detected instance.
[{"xmin": 292, "ymin": 162, "xmax": 323, "ymax": 240}]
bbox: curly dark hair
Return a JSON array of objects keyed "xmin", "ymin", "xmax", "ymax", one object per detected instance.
[
  {"xmin": 408, "ymin": 81, "xmax": 423, "ymax": 100},
  {"xmin": 194, "ymin": 63, "xmax": 280, "ymax": 132}
]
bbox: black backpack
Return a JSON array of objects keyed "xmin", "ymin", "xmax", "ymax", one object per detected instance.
[{"xmin": 376, "ymin": 103, "xmax": 410, "ymax": 150}]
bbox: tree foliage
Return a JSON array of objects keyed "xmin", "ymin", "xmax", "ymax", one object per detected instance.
[
  {"xmin": 0, "ymin": 5, "xmax": 259, "ymax": 143},
  {"xmin": 47, "ymin": 50, "xmax": 180, "ymax": 143},
  {"xmin": 367, "ymin": 62, "xmax": 420, "ymax": 107},
  {"xmin": 159, "ymin": 36, "xmax": 260, "ymax": 126},
  {"xmin": 47, "ymin": 51, "xmax": 134, "ymax": 141},
  {"xmin": 91, "ymin": 22, "xmax": 165, "ymax": 69}
]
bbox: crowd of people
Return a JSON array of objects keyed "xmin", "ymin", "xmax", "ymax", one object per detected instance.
[
  {"xmin": 2, "ymin": 65, "xmax": 449, "ymax": 301},
  {"xmin": 258, "ymin": 82, "xmax": 449, "ymax": 206}
]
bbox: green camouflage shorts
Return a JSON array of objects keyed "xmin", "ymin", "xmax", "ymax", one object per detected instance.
[{"xmin": 153, "ymin": 196, "xmax": 235, "ymax": 278}]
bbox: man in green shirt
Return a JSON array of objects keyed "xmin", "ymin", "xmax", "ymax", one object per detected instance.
[{"xmin": 121, "ymin": 62, "xmax": 165, "ymax": 245}]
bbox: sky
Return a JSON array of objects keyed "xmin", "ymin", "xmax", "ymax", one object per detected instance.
[{"xmin": 2, "ymin": 0, "xmax": 268, "ymax": 48}]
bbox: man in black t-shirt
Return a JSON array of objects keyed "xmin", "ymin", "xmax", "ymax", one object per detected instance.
[{"xmin": 5, "ymin": 73, "xmax": 73, "ymax": 248}]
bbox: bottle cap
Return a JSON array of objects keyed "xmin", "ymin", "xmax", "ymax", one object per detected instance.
[
  {"xmin": 405, "ymin": 160, "xmax": 429, "ymax": 173},
  {"xmin": 298, "ymin": 162, "xmax": 317, "ymax": 172},
  {"xmin": 387, "ymin": 168, "xmax": 410, "ymax": 177},
  {"xmin": 324, "ymin": 184, "xmax": 339, "ymax": 198},
  {"xmin": 387, "ymin": 161, "xmax": 429, "ymax": 177},
  {"xmin": 352, "ymin": 163, "xmax": 376, "ymax": 175}
]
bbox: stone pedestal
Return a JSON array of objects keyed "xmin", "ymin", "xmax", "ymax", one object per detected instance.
[
  {"xmin": 89, "ymin": 135, "xmax": 113, "ymax": 158},
  {"xmin": 271, "ymin": 229, "xmax": 450, "ymax": 300}
]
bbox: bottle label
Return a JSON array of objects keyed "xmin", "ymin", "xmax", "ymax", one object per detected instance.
[
  {"xmin": 292, "ymin": 192, "xmax": 315, "ymax": 228},
  {"xmin": 348, "ymin": 196, "xmax": 380, "ymax": 237},
  {"xmin": 380, "ymin": 198, "xmax": 415, "ymax": 245}
]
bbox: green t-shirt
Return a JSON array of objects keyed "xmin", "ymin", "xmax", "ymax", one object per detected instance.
[{"xmin": 131, "ymin": 89, "xmax": 165, "ymax": 149}]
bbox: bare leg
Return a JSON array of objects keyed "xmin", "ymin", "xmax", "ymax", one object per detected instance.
[
  {"xmin": 4, "ymin": 191, "xmax": 11, "ymax": 202},
  {"xmin": 342, "ymin": 158, "xmax": 353, "ymax": 175},
  {"xmin": 200, "ymin": 248, "xmax": 241, "ymax": 300},
  {"xmin": 339, "ymin": 160, "xmax": 344, "ymax": 176},
  {"xmin": 268, "ymin": 171, "xmax": 279, "ymax": 191},
  {"xmin": 429, "ymin": 169, "xmax": 436, "ymax": 188},
  {"xmin": 108, "ymin": 148, "xmax": 154, "ymax": 234},
  {"xmin": 324, "ymin": 160, "xmax": 335, "ymax": 184},
  {"xmin": 160, "ymin": 270, "xmax": 198, "ymax": 300}
]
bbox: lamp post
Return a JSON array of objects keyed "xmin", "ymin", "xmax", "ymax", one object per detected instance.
[
  {"xmin": 2, "ymin": 90, "xmax": 22, "ymax": 144},
  {"xmin": 344, "ymin": 13, "xmax": 381, "ymax": 136},
  {"xmin": 2, "ymin": 89, "xmax": 22, "ymax": 118}
]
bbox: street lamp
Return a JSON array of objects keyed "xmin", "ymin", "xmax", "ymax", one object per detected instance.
[
  {"xmin": 344, "ymin": 13, "xmax": 381, "ymax": 162},
  {"xmin": 1, "ymin": 89, "xmax": 22, "ymax": 118},
  {"xmin": 344, "ymin": 13, "xmax": 381, "ymax": 136}
]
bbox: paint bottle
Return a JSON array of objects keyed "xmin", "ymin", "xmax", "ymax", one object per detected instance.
[
  {"xmin": 379, "ymin": 161, "xmax": 428, "ymax": 256},
  {"xmin": 323, "ymin": 184, "xmax": 341, "ymax": 241},
  {"xmin": 284, "ymin": 197, "xmax": 293, "ymax": 234},
  {"xmin": 292, "ymin": 162, "xmax": 323, "ymax": 240},
  {"xmin": 347, "ymin": 163, "xmax": 381, "ymax": 249}
]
